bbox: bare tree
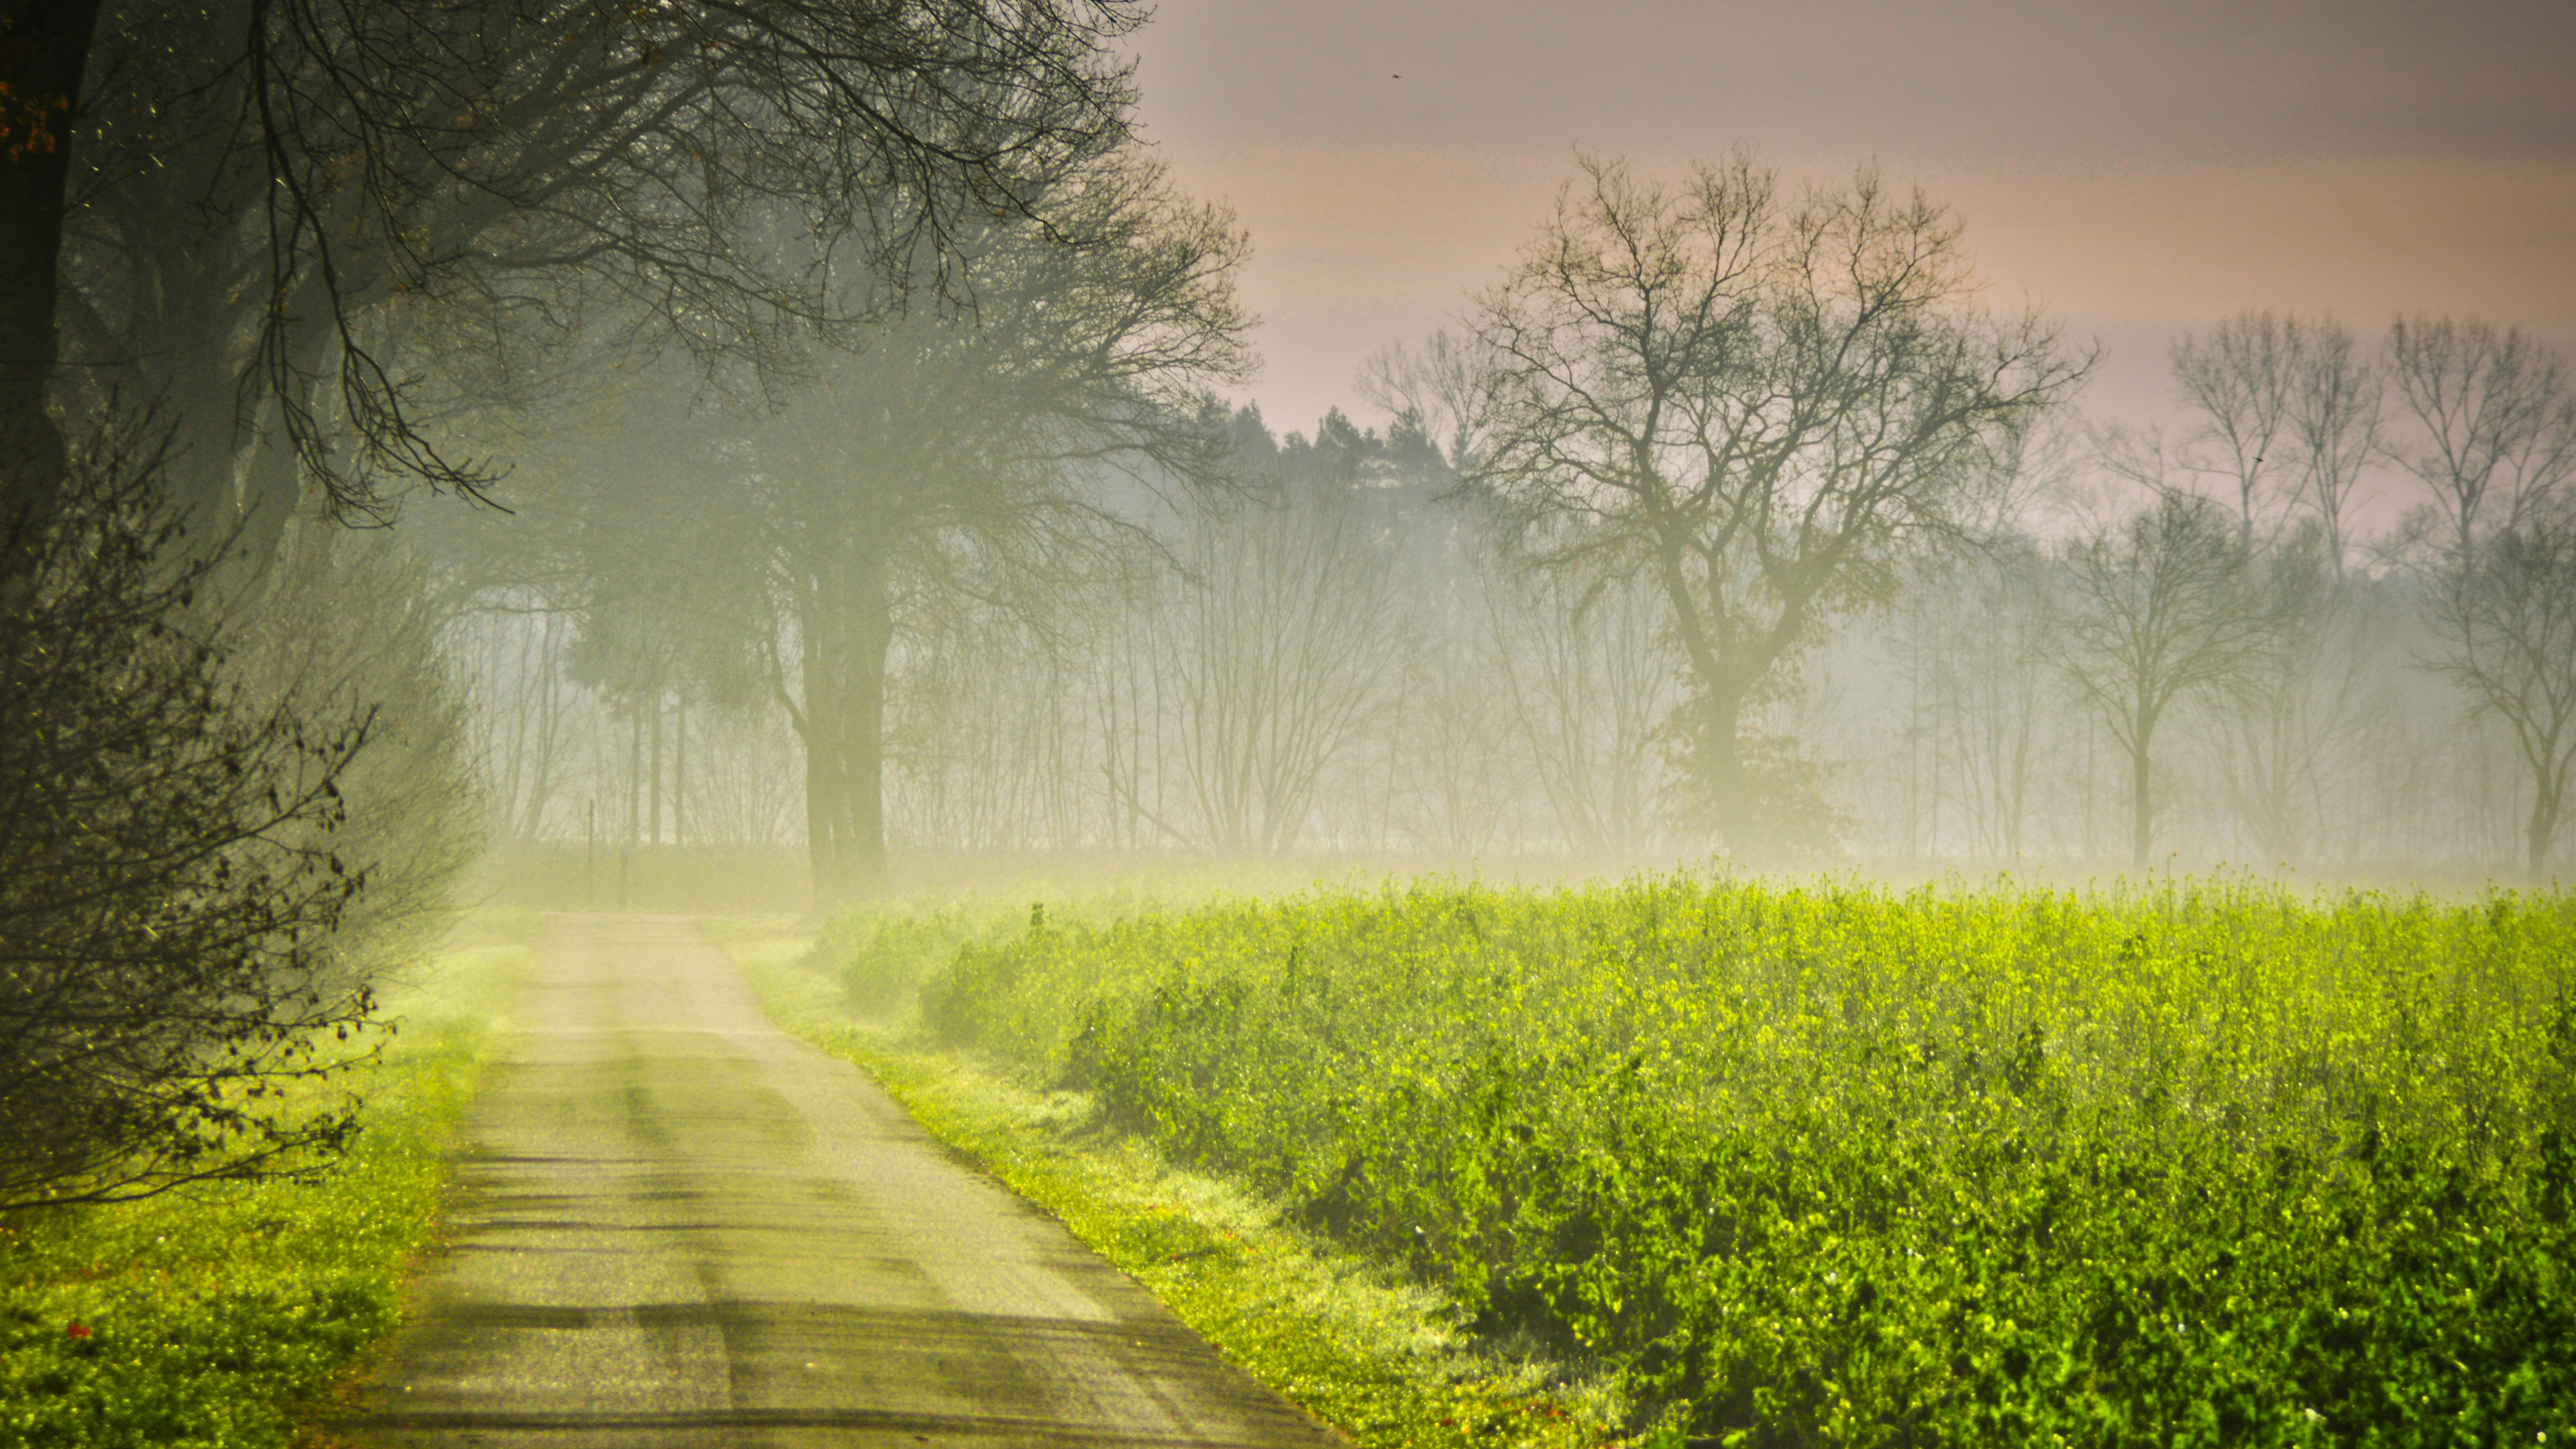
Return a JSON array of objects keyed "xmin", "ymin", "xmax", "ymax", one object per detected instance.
[
  {"xmin": 887, "ymin": 597, "xmax": 1092, "ymax": 853},
  {"xmin": 2171, "ymin": 311, "xmax": 2300, "ymax": 548},
  {"xmin": 1462, "ymin": 154, "xmax": 2078, "ymax": 847},
  {"xmin": 449, "ymin": 603, "xmax": 578, "ymax": 844},
  {"xmin": 2204, "ymin": 527, "xmax": 2379, "ymax": 866},
  {"xmin": 2428, "ymin": 506, "xmax": 2576, "ymax": 879},
  {"xmin": 2284, "ymin": 315, "xmax": 2383, "ymax": 573},
  {"xmin": 1161, "ymin": 458, "xmax": 1403, "ymax": 853},
  {"xmin": 2048, "ymin": 490, "xmax": 2278, "ymax": 869},
  {"xmin": 1480, "ymin": 546, "xmax": 1672, "ymax": 854},
  {"xmin": 747, "ymin": 156, "xmax": 1248, "ymax": 898},
  {"xmin": 1388, "ymin": 633, "xmax": 1531, "ymax": 856},
  {"xmin": 2387, "ymin": 315, "xmax": 2576, "ymax": 557},
  {"xmin": 1379, "ymin": 510, "xmax": 1532, "ymax": 857},
  {"xmin": 1359, "ymin": 328, "xmax": 1498, "ymax": 471},
  {"xmin": 1922, "ymin": 541, "xmax": 2055, "ymax": 859}
]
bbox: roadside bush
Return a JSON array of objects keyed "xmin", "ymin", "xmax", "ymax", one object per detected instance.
[
  {"xmin": 920, "ymin": 875, "xmax": 2576, "ymax": 1443},
  {"xmin": 0, "ymin": 439, "xmax": 382, "ymax": 1210},
  {"xmin": 820, "ymin": 888, "xmax": 1188, "ymax": 1018},
  {"xmin": 808, "ymin": 902, "xmax": 1008, "ymax": 1015}
]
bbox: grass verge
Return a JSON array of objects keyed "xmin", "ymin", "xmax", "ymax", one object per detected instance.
[
  {"xmin": 0, "ymin": 927, "xmax": 529, "ymax": 1448},
  {"xmin": 709, "ymin": 919, "xmax": 1623, "ymax": 1449}
]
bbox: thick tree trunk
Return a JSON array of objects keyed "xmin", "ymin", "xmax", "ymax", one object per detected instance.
[
  {"xmin": 1697, "ymin": 688, "xmax": 1748, "ymax": 839},
  {"xmin": 2130, "ymin": 729, "xmax": 2155, "ymax": 871},
  {"xmin": 647, "ymin": 686, "xmax": 663, "ymax": 847},
  {"xmin": 794, "ymin": 557, "xmax": 847, "ymax": 906},
  {"xmin": 222, "ymin": 318, "xmax": 334, "ymax": 588},
  {"xmin": 627, "ymin": 708, "xmax": 643, "ymax": 847},
  {"xmin": 795, "ymin": 541, "xmax": 897, "ymax": 908},
  {"xmin": 0, "ymin": 0, "xmax": 102, "ymax": 578},
  {"xmin": 1648, "ymin": 538, "xmax": 1787, "ymax": 851},
  {"xmin": 226, "ymin": 413, "xmax": 301, "ymax": 584},
  {"xmin": 143, "ymin": 257, "xmax": 258, "ymax": 553},
  {"xmin": 2529, "ymin": 771, "xmax": 2563, "ymax": 883},
  {"xmin": 835, "ymin": 552, "xmax": 896, "ymax": 891}
]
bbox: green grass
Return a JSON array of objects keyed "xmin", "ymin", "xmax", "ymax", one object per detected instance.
[
  {"xmin": 721, "ymin": 922, "xmax": 1626, "ymax": 1449},
  {"xmin": 0, "ymin": 927, "xmax": 529, "ymax": 1447},
  {"xmin": 851, "ymin": 872, "xmax": 2576, "ymax": 1446}
]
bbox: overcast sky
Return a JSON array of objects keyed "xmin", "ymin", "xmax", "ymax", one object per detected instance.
[{"xmin": 1122, "ymin": 0, "xmax": 2576, "ymax": 439}]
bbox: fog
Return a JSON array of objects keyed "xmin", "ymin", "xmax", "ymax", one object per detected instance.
[
  {"xmin": 6, "ymin": 0, "xmax": 2573, "ymax": 922},
  {"xmin": 9, "ymin": 9, "xmax": 2576, "ymax": 1430},
  {"xmin": 439, "ymin": 272, "xmax": 2576, "ymax": 896},
  {"xmin": 419, "ymin": 42, "xmax": 2576, "ymax": 903}
]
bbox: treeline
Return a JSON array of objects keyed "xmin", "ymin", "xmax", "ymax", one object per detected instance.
[
  {"xmin": 457, "ymin": 290, "xmax": 2576, "ymax": 881},
  {"xmin": 449, "ymin": 402, "xmax": 1663, "ymax": 866}
]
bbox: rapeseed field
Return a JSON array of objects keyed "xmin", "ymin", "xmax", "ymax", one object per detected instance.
[{"xmin": 911, "ymin": 875, "xmax": 2576, "ymax": 1444}]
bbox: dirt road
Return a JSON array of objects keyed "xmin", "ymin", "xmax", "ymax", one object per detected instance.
[{"xmin": 330, "ymin": 914, "xmax": 1340, "ymax": 1448}]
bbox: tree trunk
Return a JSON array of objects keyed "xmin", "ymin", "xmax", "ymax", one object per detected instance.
[
  {"xmin": 797, "ymin": 569, "xmax": 844, "ymax": 908},
  {"xmin": 222, "ymin": 318, "xmax": 333, "ymax": 587},
  {"xmin": 673, "ymin": 694, "xmax": 687, "ymax": 849},
  {"xmin": 835, "ymin": 551, "xmax": 896, "ymax": 892},
  {"xmin": 2529, "ymin": 770, "xmax": 2563, "ymax": 883},
  {"xmin": 2130, "ymin": 723, "xmax": 2156, "ymax": 872},
  {"xmin": 0, "ymin": 0, "xmax": 102, "ymax": 577},
  {"xmin": 1698, "ymin": 688, "xmax": 1748, "ymax": 840},
  {"xmin": 627, "ymin": 708, "xmax": 643, "ymax": 847},
  {"xmin": 517, "ymin": 616, "xmax": 561, "ymax": 841},
  {"xmin": 796, "ymin": 542, "xmax": 896, "ymax": 905},
  {"xmin": 1648, "ymin": 539, "xmax": 1774, "ymax": 850},
  {"xmin": 647, "ymin": 686, "xmax": 663, "ymax": 847}
]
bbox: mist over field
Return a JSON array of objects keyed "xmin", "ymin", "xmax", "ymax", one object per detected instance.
[
  {"xmin": 439, "ymin": 209, "xmax": 2576, "ymax": 904},
  {"xmin": 6, "ymin": 3, "xmax": 2576, "ymax": 1445},
  {"xmin": 417, "ymin": 0, "xmax": 2576, "ymax": 904}
]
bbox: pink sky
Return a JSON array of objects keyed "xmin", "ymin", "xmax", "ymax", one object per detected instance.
[{"xmin": 1121, "ymin": 0, "xmax": 2576, "ymax": 443}]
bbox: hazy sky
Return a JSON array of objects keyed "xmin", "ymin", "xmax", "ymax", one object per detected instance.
[{"xmin": 1124, "ymin": 0, "xmax": 2576, "ymax": 437}]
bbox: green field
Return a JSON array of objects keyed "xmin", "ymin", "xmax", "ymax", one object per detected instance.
[
  {"xmin": 818, "ymin": 873, "xmax": 2576, "ymax": 1444},
  {"xmin": 0, "ymin": 934, "xmax": 525, "ymax": 1448}
]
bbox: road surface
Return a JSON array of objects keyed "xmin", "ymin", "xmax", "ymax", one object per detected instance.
[{"xmin": 329, "ymin": 914, "xmax": 1341, "ymax": 1448}]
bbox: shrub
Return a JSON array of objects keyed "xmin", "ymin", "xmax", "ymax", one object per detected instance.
[{"xmin": 0, "ymin": 438, "xmax": 380, "ymax": 1210}]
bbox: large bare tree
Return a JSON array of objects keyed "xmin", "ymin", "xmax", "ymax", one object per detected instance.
[
  {"xmin": 2430, "ymin": 506, "xmax": 2576, "ymax": 879},
  {"xmin": 746, "ymin": 156, "xmax": 1248, "ymax": 899},
  {"xmin": 2047, "ymin": 490, "xmax": 2279, "ymax": 869},
  {"xmin": 2387, "ymin": 315, "xmax": 2576, "ymax": 558},
  {"xmin": 1460, "ymin": 154, "xmax": 2079, "ymax": 847}
]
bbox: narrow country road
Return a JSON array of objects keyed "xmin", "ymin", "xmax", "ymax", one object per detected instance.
[{"xmin": 330, "ymin": 914, "xmax": 1341, "ymax": 1448}]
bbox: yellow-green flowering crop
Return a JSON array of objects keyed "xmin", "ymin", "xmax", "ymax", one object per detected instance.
[{"xmin": 915, "ymin": 875, "xmax": 2576, "ymax": 1445}]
